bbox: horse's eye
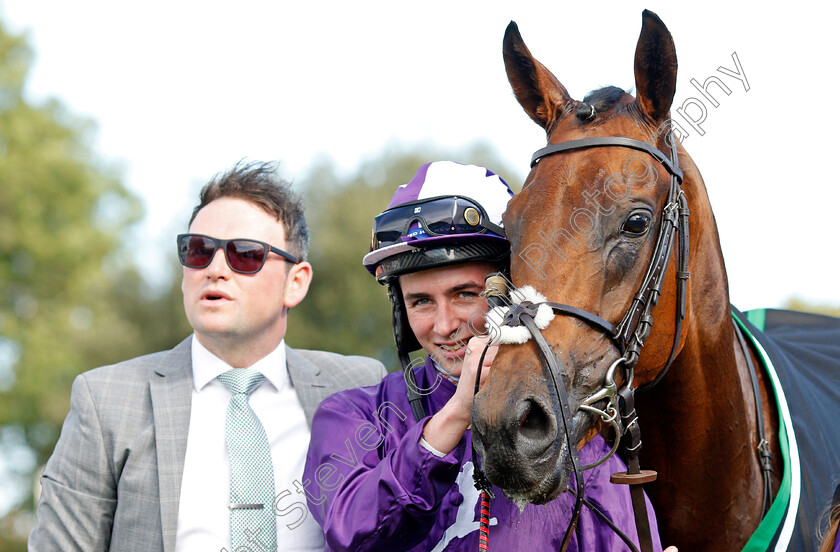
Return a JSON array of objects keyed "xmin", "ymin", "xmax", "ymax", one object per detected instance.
[{"xmin": 621, "ymin": 213, "xmax": 651, "ymax": 235}]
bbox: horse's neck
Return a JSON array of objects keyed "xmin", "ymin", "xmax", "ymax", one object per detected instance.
[
  {"xmin": 639, "ymin": 318, "xmax": 769, "ymax": 545},
  {"xmin": 636, "ymin": 211, "xmax": 772, "ymax": 547}
]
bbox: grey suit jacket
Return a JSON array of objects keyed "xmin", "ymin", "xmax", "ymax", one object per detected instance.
[{"xmin": 28, "ymin": 336, "xmax": 387, "ymax": 552}]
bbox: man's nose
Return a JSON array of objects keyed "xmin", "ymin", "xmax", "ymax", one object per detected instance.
[
  {"xmin": 433, "ymin": 304, "xmax": 462, "ymax": 340},
  {"xmin": 205, "ymin": 248, "xmax": 230, "ymax": 278}
]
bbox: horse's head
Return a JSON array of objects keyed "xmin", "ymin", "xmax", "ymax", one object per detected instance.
[{"xmin": 471, "ymin": 10, "xmax": 714, "ymax": 505}]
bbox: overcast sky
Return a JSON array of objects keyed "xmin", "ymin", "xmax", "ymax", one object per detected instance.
[{"xmin": 3, "ymin": 1, "xmax": 839, "ymax": 310}]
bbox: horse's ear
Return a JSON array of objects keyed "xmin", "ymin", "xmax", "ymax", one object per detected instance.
[
  {"xmin": 503, "ymin": 21, "xmax": 572, "ymax": 132},
  {"xmin": 633, "ymin": 10, "xmax": 677, "ymax": 123}
]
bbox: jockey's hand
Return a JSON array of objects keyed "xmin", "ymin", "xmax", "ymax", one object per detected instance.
[
  {"xmin": 450, "ymin": 335, "xmax": 497, "ymax": 415},
  {"xmin": 664, "ymin": 547, "xmax": 678, "ymax": 552},
  {"xmin": 421, "ymin": 336, "xmax": 497, "ymax": 455}
]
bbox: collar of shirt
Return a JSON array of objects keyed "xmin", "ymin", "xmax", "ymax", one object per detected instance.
[
  {"xmin": 190, "ymin": 336, "xmax": 289, "ymax": 393},
  {"xmin": 431, "ymin": 357, "xmax": 460, "ymax": 384}
]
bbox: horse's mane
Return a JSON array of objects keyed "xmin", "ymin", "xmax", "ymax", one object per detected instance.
[{"xmin": 575, "ymin": 86, "xmax": 626, "ymax": 121}]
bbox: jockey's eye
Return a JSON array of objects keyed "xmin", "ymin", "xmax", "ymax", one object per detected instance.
[{"xmin": 620, "ymin": 212, "xmax": 651, "ymax": 236}]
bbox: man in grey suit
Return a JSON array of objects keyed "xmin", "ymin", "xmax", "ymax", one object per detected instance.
[{"xmin": 29, "ymin": 161, "xmax": 387, "ymax": 552}]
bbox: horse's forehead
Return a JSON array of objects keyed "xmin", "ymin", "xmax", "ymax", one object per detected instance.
[
  {"xmin": 522, "ymin": 112, "xmax": 656, "ymax": 190},
  {"xmin": 503, "ymin": 101, "xmax": 658, "ymax": 229},
  {"xmin": 515, "ymin": 147, "xmax": 622, "ymax": 203}
]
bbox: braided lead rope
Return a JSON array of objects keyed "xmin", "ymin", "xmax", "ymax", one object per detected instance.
[
  {"xmin": 478, "ymin": 491, "xmax": 492, "ymax": 551},
  {"xmin": 471, "ymin": 342, "xmax": 496, "ymax": 552}
]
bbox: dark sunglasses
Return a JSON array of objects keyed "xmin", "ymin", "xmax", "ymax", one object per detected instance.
[
  {"xmin": 177, "ymin": 233, "xmax": 298, "ymax": 274},
  {"xmin": 372, "ymin": 195, "xmax": 504, "ymax": 249}
]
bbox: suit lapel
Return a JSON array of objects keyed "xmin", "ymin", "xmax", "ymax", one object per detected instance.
[
  {"xmin": 286, "ymin": 346, "xmax": 323, "ymax": 428},
  {"xmin": 150, "ymin": 337, "xmax": 193, "ymax": 552}
]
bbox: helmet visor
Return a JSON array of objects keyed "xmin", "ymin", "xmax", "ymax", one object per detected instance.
[{"xmin": 372, "ymin": 195, "xmax": 504, "ymax": 250}]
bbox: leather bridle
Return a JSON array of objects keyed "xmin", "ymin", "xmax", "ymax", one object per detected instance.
[
  {"xmin": 527, "ymin": 135, "xmax": 690, "ymax": 380},
  {"xmin": 471, "ymin": 130, "xmax": 778, "ymax": 552},
  {"xmin": 472, "ymin": 132, "xmax": 689, "ymax": 552}
]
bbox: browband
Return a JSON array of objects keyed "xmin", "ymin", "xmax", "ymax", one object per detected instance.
[{"xmin": 531, "ymin": 136, "xmax": 684, "ymax": 183}]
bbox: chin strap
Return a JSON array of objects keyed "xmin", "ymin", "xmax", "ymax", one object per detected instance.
[{"xmin": 400, "ymin": 349, "xmax": 428, "ymax": 422}]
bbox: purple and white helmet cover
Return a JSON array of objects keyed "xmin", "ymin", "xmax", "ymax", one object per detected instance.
[{"xmin": 363, "ymin": 161, "xmax": 514, "ymax": 272}]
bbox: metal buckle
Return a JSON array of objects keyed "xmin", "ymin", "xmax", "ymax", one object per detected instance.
[{"xmin": 578, "ymin": 357, "xmax": 632, "ymax": 470}]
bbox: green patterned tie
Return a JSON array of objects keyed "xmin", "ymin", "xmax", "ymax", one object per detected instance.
[{"xmin": 218, "ymin": 368, "xmax": 277, "ymax": 551}]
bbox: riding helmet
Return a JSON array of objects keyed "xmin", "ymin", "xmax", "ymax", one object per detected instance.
[{"xmin": 363, "ymin": 160, "xmax": 514, "ymax": 355}]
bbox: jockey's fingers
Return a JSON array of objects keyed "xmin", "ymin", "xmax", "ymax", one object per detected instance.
[
  {"xmin": 482, "ymin": 342, "xmax": 499, "ymax": 366},
  {"xmin": 465, "ymin": 337, "xmax": 498, "ymax": 364},
  {"xmin": 466, "ymin": 335, "xmax": 491, "ymax": 351}
]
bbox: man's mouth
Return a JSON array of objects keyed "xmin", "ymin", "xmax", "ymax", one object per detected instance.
[
  {"xmin": 438, "ymin": 342, "xmax": 467, "ymax": 354},
  {"xmin": 202, "ymin": 290, "xmax": 231, "ymax": 301}
]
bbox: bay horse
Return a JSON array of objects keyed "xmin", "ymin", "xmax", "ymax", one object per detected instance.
[{"xmin": 470, "ymin": 10, "xmax": 796, "ymax": 551}]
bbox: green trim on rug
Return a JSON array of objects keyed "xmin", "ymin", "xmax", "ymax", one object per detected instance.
[
  {"xmin": 733, "ymin": 312, "xmax": 792, "ymax": 551},
  {"xmin": 745, "ymin": 308, "xmax": 767, "ymax": 332}
]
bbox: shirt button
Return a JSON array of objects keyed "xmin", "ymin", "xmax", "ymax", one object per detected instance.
[{"xmin": 450, "ymin": 492, "xmax": 464, "ymax": 506}]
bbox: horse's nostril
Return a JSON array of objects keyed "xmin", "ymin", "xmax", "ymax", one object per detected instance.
[{"xmin": 519, "ymin": 399, "xmax": 550, "ymax": 440}]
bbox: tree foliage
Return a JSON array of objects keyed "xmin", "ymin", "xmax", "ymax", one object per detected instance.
[
  {"xmin": 0, "ymin": 19, "xmax": 191, "ymax": 548},
  {"xmin": 782, "ymin": 297, "xmax": 840, "ymax": 318},
  {"xmin": 8, "ymin": 10, "xmax": 840, "ymax": 550}
]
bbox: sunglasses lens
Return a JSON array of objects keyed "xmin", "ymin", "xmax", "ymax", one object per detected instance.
[
  {"xmin": 227, "ymin": 240, "xmax": 268, "ymax": 273},
  {"xmin": 180, "ymin": 235, "xmax": 216, "ymax": 268}
]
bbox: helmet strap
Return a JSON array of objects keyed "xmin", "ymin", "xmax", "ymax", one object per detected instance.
[
  {"xmin": 388, "ymin": 281, "xmax": 427, "ymax": 421},
  {"xmin": 400, "ymin": 349, "xmax": 428, "ymax": 422}
]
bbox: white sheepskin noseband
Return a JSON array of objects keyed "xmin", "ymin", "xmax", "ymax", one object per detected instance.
[{"xmin": 485, "ymin": 285, "xmax": 556, "ymax": 345}]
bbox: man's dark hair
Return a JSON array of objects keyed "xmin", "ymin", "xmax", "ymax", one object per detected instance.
[{"xmin": 190, "ymin": 160, "xmax": 309, "ymax": 261}]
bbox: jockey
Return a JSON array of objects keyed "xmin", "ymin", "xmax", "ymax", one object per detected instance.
[{"xmin": 303, "ymin": 161, "xmax": 666, "ymax": 551}]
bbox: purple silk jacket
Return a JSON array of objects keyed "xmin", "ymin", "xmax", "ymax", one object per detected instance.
[{"xmin": 303, "ymin": 356, "xmax": 663, "ymax": 551}]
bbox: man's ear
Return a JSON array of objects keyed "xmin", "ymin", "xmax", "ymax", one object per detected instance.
[{"xmin": 283, "ymin": 261, "xmax": 312, "ymax": 308}]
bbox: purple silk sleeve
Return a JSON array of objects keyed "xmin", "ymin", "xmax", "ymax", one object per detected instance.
[
  {"xmin": 303, "ymin": 363, "xmax": 664, "ymax": 552},
  {"xmin": 304, "ymin": 389, "xmax": 465, "ymax": 551}
]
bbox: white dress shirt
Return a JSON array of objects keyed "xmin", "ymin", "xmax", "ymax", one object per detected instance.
[{"xmin": 175, "ymin": 337, "xmax": 324, "ymax": 551}]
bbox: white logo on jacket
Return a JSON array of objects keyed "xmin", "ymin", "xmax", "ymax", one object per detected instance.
[{"xmin": 430, "ymin": 461, "xmax": 498, "ymax": 552}]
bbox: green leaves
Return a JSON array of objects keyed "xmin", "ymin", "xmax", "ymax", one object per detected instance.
[{"xmin": 0, "ymin": 19, "xmax": 190, "ymax": 545}]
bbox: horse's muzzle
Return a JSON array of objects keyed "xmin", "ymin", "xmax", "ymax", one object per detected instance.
[{"xmin": 471, "ymin": 390, "xmax": 570, "ymax": 502}]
